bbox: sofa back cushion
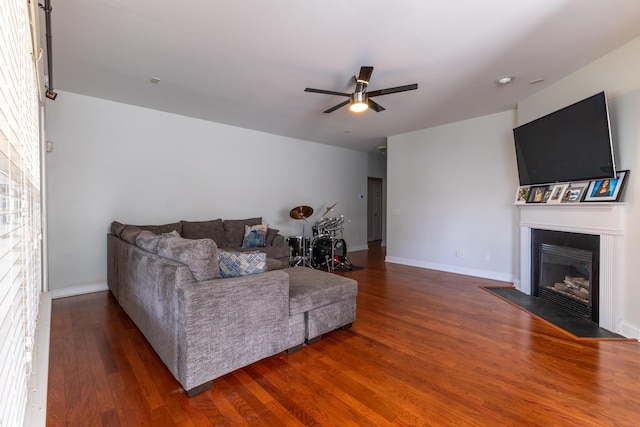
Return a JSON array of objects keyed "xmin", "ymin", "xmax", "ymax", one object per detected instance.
[
  {"xmin": 180, "ymin": 219, "xmax": 226, "ymax": 247},
  {"xmin": 111, "ymin": 221, "xmax": 182, "ymax": 237},
  {"xmin": 120, "ymin": 226, "xmax": 143, "ymax": 244},
  {"xmin": 157, "ymin": 235, "xmax": 220, "ymax": 281},
  {"xmin": 223, "ymin": 217, "xmax": 261, "ymax": 247}
]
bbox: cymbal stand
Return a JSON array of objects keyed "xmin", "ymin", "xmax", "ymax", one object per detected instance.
[{"xmin": 291, "ymin": 221, "xmax": 312, "ymax": 267}]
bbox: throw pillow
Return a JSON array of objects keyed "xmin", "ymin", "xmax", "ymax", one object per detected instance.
[
  {"xmin": 135, "ymin": 230, "xmax": 162, "ymax": 253},
  {"xmin": 242, "ymin": 224, "xmax": 268, "ymax": 248},
  {"xmin": 266, "ymin": 228, "xmax": 279, "ymax": 246},
  {"xmin": 157, "ymin": 235, "xmax": 220, "ymax": 281},
  {"xmin": 218, "ymin": 251, "xmax": 267, "ymax": 278}
]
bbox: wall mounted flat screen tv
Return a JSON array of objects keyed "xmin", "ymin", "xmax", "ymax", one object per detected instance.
[{"xmin": 513, "ymin": 91, "xmax": 616, "ymax": 186}]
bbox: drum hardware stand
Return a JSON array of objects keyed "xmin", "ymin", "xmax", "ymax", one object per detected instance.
[{"xmin": 289, "ymin": 205, "xmax": 314, "ymax": 267}]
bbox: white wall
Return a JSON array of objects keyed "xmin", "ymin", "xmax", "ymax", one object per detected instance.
[
  {"xmin": 386, "ymin": 110, "xmax": 517, "ymax": 282},
  {"xmin": 384, "ymin": 34, "xmax": 640, "ymax": 337},
  {"xmin": 367, "ymin": 152, "xmax": 387, "ymax": 179},
  {"xmin": 45, "ymin": 91, "xmax": 369, "ymax": 294},
  {"xmin": 516, "ymin": 35, "xmax": 640, "ymax": 337}
]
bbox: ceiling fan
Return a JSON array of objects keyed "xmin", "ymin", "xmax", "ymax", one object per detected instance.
[{"xmin": 305, "ymin": 66, "xmax": 418, "ymax": 114}]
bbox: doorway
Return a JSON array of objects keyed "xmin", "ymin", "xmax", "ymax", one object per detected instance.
[{"xmin": 367, "ymin": 177, "xmax": 384, "ymax": 243}]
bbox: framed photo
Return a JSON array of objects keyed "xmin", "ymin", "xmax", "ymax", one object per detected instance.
[
  {"xmin": 547, "ymin": 184, "xmax": 568, "ymax": 204},
  {"xmin": 527, "ymin": 185, "xmax": 548, "ymax": 203},
  {"xmin": 515, "ymin": 186, "xmax": 530, "ymax": 204},
  {"xmin": 561, "ymin": 183, "xmax": 588, "ymax": 203},
  {"xmin": 583, "ymin": 170, "xmax": 629, "ymax": 202}
]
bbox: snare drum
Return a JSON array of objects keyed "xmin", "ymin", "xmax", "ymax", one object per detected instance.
[{"xmin": 287, "ymin": 236, "xmax": 310, "ymax": 257}]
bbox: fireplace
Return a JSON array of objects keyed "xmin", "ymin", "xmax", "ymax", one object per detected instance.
[
  {"xmin": 518, "ymin": 203, "xmax": 624, "ymax": 333},
  {"xmin": 531, "ymin": 230, "xmax": 599, "ymax": 322}
]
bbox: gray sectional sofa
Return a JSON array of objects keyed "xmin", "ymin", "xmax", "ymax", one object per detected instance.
[{"xmin": 107, "ymin": 218, "xmax": 357, "ymax": 396}]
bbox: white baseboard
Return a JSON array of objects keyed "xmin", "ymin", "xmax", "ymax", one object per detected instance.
[
  {"xmin": 24, "ymin": 292, "xmax": 51, "ymax": 427},
  {"xmin": 384, "ymin": 256, "xmax": 515, "ymax": 284},
  {"xmin": 618, "ymin": 320, "xmax": 640, "ymax": 340},
  {"xmin": 349, "ymin": 244, "xmax": 369, "ymax": 252},
  {"xmin": 50, "ymin": 282, "xmax": 109, "ymax": 299}
]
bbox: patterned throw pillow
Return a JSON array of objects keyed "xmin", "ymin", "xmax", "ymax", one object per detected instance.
[
  {"xmin": 218, "ymin": 251, "xmax": 267, "ymax": 278},
  {"xmin": 241, "ymin": 224, "xmax": 268, "ymax": 248}
]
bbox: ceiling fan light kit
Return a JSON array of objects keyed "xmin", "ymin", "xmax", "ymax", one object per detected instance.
[
  {"xmin": 305, "ymin": 66, "xmax": 418, "ymax": 114},
  {"xmin": 349, "ymin": 92, "xmax": 368, "ymax": 112}
]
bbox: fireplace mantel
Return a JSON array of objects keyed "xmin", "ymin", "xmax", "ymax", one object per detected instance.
[{"xmin": 518, "ymin": 203, "xmax": 624, "ymax": 332}]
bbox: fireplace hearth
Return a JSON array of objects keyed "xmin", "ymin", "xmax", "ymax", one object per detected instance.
[{"xmin": 532, "ymin": 230, "xmax": 599, "ymax": 323}]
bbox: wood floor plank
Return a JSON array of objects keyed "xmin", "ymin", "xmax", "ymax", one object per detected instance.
[{"xmin": 47, "ymin": 242, "xmax": 640, "ymax": 426}]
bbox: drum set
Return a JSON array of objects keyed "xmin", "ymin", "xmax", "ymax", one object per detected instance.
[{"xmin": 287, "ymin": 204, "xmax": 352, "ymax": 272}]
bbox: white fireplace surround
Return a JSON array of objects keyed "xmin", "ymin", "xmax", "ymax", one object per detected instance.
[{"xmin": 518, "ymin": 203, "xmax": 624, "ymax": 333}]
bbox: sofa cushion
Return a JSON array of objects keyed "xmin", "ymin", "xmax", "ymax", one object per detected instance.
[
  {"xmin": 285, "ymin": 267, "xmax": 358, "ymax": 316},
  {"xmin": 218, "ymin": 251, "xmax": 267, "ymax": 278},
  {"xmin": 266, "ymin": 257, "xmax": 288, "ymax": 271},
  {"xmin": 120, "ymin": 226, "xmax": 143, "ymax": 244},
  {"xmin": 181, "ymin": 219, "xmax": 227, "ymax": 247},
  {"xmin": 138, "ymin": 222, "xmax": 182, "ymax": 235},
  {"xmin": 266, "ymin": 228, "xmax": 279, "ymax": 246},
  {"xmin": 111, "ymin": 221, "xmax": 127, "ymax": 237},
  {"xmin": 223, "ymin": 217, "xmax": 261, "ymax": 247},
  {"xmin": 157, "ymin": 235, "xmax": 220, "ymax": 281},
  {"xmin": 135, "ymin": 230, "xmax": 162, "ymax": 253},
  {"xmin": 242, "ymin": 224, "xmax": 268, "ymax": 248}
]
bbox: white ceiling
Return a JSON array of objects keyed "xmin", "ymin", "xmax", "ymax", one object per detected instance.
[{"xmin": 46, "ymin": 0, "xmax": 640, "ymax": 154}]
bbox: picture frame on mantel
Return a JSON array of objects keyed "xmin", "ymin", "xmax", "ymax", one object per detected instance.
[
  {"xmin": 561, "ymin": 183, "xmax": 589, "ymax": 203},
  {"xmin": 583, "ymin": 170, "xmax": 629, "ymax": 202},
  {"xmin": 527, "ymin": 185, "xmax": 548, "ymax": 203},
  {"xmin": 547, "ymin": 184, "xmax": 568, "ymax": 204},
  {"xmin": 515, "ymin": 186, "xmax": 530, "ymax": 204}
]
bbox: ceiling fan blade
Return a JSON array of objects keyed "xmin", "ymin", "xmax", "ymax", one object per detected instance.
[
  {"xmin": 367, "ymin": 83, "xmax": 418, "ymax": 98},
  {"xmin": 323, "ymin": 100, "xmax": 350, "ymax": 114},
  {"xmin": 357, "ymin": 66, "xmax": 374, "ymax": 84},
  {"xmin": 367, "ymin": 99, "xmax": 385, "ymax": 112},
  {"xmin": 305, "ymin": 88, "xmax": 351, "ymax": 97}
]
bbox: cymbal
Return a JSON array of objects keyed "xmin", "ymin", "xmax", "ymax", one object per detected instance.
[{"xmin": 289, "ymin": 205, "xmax": 313, "ymax": 220}]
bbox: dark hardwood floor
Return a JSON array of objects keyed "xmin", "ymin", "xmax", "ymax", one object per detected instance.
[{"xmin": 47, "ymin": 242, "xmax": 640, "ymax": 426}]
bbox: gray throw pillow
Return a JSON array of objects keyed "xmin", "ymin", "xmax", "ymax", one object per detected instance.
[
  {"xmin": 157, "ymin": 235, "xmax": 220, "ymax": 281},
  {"xmin": 135, "ymin": 231, "xmax": 162, "ymax": 253}
]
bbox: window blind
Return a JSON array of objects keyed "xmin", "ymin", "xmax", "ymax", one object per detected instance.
[{"xmin": 0, "ymin": 0, "xmax": 43, "ymax": 425}]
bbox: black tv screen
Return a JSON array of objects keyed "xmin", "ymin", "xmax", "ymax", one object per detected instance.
[{"xmin": 513, "ymin": 91, "xmax": 615, "ymax": 186}]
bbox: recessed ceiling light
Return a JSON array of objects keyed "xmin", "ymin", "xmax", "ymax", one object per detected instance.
[
  {"xmin": 496, "ymin": 76, "xmax": 514, "ymax": 85},
  {"xmin": 149, "ymin": 77, "xmax": 161, "ymax": 84}
]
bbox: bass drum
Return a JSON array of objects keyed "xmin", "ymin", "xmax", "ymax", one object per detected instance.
[{"xmin": 311, "ymin": 237, "xmax": 347, "ymax": 265}]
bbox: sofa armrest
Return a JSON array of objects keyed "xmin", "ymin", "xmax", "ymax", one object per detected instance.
[{"xmin": 177, "ymin": 270, "xmax": 291, "ymax": 391}]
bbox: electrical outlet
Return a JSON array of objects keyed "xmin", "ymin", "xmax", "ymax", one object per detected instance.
[
  {"xmin": 484, "ymin": 253, "xmax": 491, "ymax": 261},
  {"xmin": 392, "ymin": 209, "xmax": 400, "ymax": 216},
  {"xmin": 455, "ymin": 250, "xmax": 464, "ymax": 258}
]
